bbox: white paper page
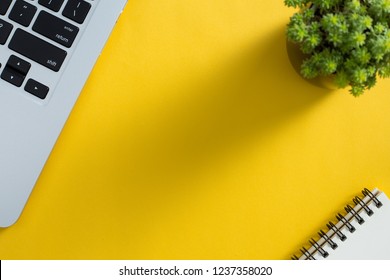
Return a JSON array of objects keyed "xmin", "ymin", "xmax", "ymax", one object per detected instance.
[{"xmin": 325, "ymin": 191, "xmax": 390, "ymax": 260}]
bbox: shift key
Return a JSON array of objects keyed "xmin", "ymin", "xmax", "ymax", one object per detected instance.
[
  {"xmin": 9, "ymin": 29, "xmax": 67, "ymax": 72},
  {"xmin": 33, "ymin": 11, "xmax": 79, "ymax": 48}
]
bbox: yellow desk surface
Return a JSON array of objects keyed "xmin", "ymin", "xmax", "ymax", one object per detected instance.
[{"xmin": 1, "ymin": 0, "xmax": 390, "ymax": 260}]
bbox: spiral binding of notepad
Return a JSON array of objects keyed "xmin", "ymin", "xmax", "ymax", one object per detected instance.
[{"xmin": 292, "ymin": 188, "xmax": 384, "ymax": 260}]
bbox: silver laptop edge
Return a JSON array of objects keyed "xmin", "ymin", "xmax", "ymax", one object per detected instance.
[{"xmin": 0, "ymin": 0, "xmax": 128, "ymax": 227}]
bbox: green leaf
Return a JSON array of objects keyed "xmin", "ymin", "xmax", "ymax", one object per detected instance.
[
  {"xmin": 284, "ymin": 0, "xmax": 390, "ymax": 96},
  {"xmin": 334, "ymin": 70, "xmax": 349, "ymax": 88}
]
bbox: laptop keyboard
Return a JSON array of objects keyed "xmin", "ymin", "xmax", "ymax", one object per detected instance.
[{"xmin": 0, "ymin": 0, "xmax": 96, "ymax": 100}]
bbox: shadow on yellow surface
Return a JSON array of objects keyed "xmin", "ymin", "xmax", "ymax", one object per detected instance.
[{"xmin": 105, "ymin": 25, "xmax": 330, "ymax": 191}]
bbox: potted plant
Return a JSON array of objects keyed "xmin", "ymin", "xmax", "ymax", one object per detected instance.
[{"xmin": 284, "ymin": 0, "xmax": 390, "ymax": 96}]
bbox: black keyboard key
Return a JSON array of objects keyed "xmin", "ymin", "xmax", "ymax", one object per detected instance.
[
  {"xmin": 9, "ymin": 29, "xmax": 67, "ymax": 72},
  {"xmin": 1, "ymin": 66, "xmax": 25, "ymax": 87},
  {"xmin": 9, "ymin": 0, "xmax": 38, "ymax": 27},
  {"xmin": 1, "ymin": 54, "xmax": 31, "ymax": 87},
  {"xmin": 25, "ymin": 79, "xmax": 49, "ymax": 99},
  {"xmin": 33, "ymin": 11, "xmax": 79, "ymax": 48},
  {"xmin": 38, "ymin": 0, "xmax": 65, "ymax": 12},
  {"xmin": 62, "ymin": 0, "xmax": 91, "ymax": 24},
  {"xmin": 7, "ymin": 55, "xmax": 31, "ymax": 75},
  {"xmin": 0, "ymin": 0, "xmax": 13, "ymax": 15},
  {"xmin": 0, "ymin": 18, "xmax": 13, "ymax": 45}
]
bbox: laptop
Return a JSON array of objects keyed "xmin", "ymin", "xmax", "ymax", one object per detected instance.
[{"xmin": 0, "ymin": 0, "xmax": 128, "ymax": 227}]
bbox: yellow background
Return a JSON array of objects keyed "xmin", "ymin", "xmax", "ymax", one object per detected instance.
[{"xmin": 1, "ymin": 0, "xmax": 390, "ymax": 259}]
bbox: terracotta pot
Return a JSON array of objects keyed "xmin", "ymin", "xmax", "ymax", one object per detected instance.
[{"xmin": 286, "ymin": 39, "xmax": 338, "ymax": 90}]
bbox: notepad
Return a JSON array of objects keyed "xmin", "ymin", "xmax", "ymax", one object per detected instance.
[{"xmin": 293, "ymin": 188, "xmax": 390, "ymax": 260}]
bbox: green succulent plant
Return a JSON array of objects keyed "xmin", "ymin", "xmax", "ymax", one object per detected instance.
[{"xmin": 285, "ymin": 0, "xmax": 390, "ymax": 96}]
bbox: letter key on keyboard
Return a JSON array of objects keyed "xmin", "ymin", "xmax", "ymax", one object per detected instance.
[{"xmin": 0, "ymin": 0, "xmax": 13, "ymax": 15}]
